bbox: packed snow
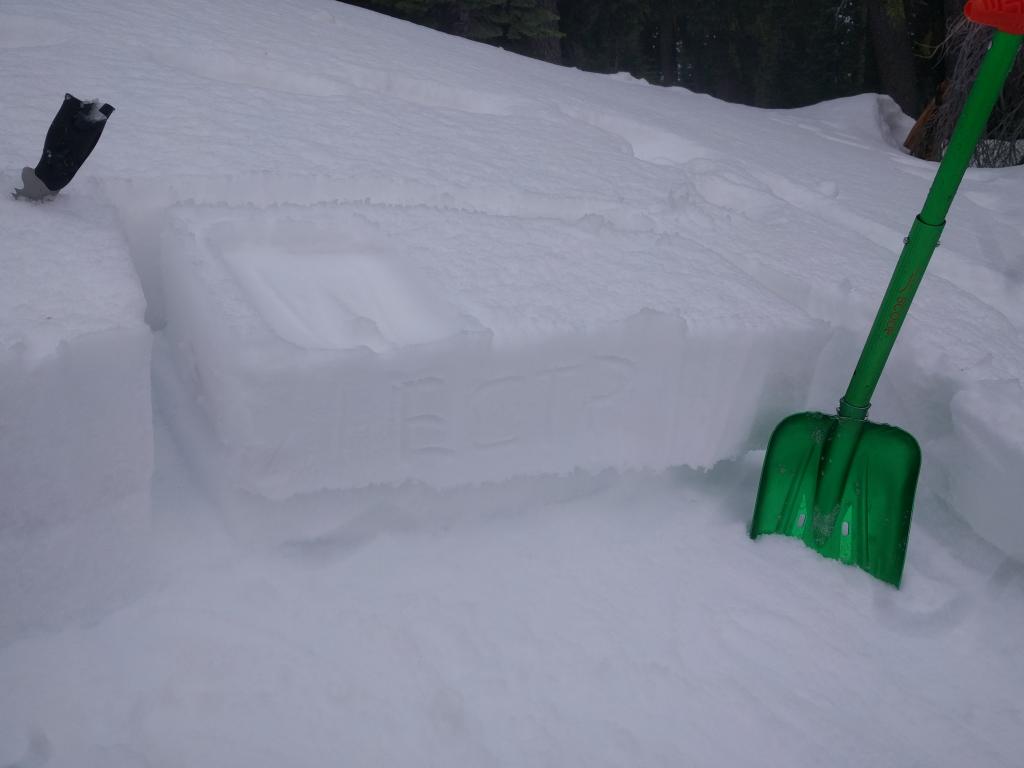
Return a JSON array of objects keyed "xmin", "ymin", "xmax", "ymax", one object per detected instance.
[{"xmin": 1, "ymin": 0, "xmax": 1023, "ymax": 766}]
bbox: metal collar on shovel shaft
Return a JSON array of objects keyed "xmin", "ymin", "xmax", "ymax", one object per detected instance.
[{"xmin": 750, "ymin": 22, "xmax": 1023, "ymax": 588}]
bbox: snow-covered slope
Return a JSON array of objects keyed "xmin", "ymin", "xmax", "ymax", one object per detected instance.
[{"xmin": 1, "ymin": 1, "xmax": 1023, "ymax": 765}]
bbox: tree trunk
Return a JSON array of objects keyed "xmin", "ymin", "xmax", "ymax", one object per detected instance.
[
  {"xmin": 904, "ymin": 80, "xmax": 949, "ymax": 159},
  {"xmin": 659, "ymin": 10, "xmax": 676, "ymax": 85},
  {"xmin": 866, "ymin": 0, "xmax": 921, "ymax": 116}
]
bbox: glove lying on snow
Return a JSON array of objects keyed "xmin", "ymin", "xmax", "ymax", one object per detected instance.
[{"xmin": 13, "ymin": 93, "xmax": 115, "ymax": 201}]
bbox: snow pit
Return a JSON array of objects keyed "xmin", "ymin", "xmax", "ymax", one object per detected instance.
[
  {"xmin": 155, "ymin": 203, "xmax": 828, "ymax": 499},
  {"xmin": 0, "ymin": 195, "xmax": 153, "ymax": 644}
]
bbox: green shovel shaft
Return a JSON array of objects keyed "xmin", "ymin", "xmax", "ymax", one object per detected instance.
[{"xmin": 841, "ymin": 29, "xmax": 1023, "ymax": 415}]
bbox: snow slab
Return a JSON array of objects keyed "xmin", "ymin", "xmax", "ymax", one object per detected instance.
[
  {"xmin": 154, "ymin": 202, "xmax": 826, "ymax": 499},
  {"xmin": 0, "ymin": 186, "xmax": 153, "ymax": 644}
]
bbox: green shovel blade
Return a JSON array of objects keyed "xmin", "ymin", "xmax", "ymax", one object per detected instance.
[{"xmin": 751, "ymin": 412, "xmax": 920, "ymax": 587}]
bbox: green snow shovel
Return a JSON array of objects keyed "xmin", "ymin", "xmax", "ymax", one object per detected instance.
[{"xmin": 750, "ymin": 4, "xmax": 1024, "ymax": 588}]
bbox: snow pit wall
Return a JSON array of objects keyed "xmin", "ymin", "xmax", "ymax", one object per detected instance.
[
  {"xmin": 154, "ymin": 203, "xmax": 828, "ymax": 500},
  {"xmin": 161, "ymin": 309, "xmax": 821, "ymax": 499},
  {"xmin": 948, "ymin": 381, "xmax": 1024, "ymax": 558},
  {"xmin": 0, "ymin": 327, "xmax": 153, "ymax": 644}
]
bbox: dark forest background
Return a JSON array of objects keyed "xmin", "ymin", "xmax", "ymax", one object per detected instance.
[
  {"xmin": 343, "ymin": 1, "xmax": 969, "ymax": 114},
  {"xmin": 340, "ymin": 1, "xmax": 1023, "ymax": 165}
]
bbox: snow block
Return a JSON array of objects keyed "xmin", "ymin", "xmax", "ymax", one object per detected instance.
[
  {"xmin": 156, "ymin": 203, "xmax": 827, "ymax": 500},
  {"xmin": 0, "ymin": 197, "xmax": 153, "ymax": 644},
  {"xmin": 948, "ymin": 380, "xmax": 1024, "ymax": 557}
]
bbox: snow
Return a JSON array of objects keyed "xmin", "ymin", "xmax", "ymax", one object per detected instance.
[
  {"xmin": 82, "ymin": 100, "xmax": 110, "ymax": 123},
  {"xmin": 1, "ymin": 0, "xmax": 1023, "ymax": 765},
  {"xmin": 152, "ymin": 202, "xmax": 822, "ymax": 498},
  {"xmin": 0, "ymin": 184, "xmax": 153, "ymax": 641},
  {"xmin": 948, "ymin": 380, "xmax": 1024, "ymax": 556}
]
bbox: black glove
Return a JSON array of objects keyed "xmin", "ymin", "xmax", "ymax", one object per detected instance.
[{"xmin": 32, "ymin": 93, "xmax": 115, "ymax": 192}]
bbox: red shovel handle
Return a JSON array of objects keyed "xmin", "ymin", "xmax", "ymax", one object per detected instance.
[{"xmin": 966, "ymin": 0, "xmax": 1024, "ymax": 33}]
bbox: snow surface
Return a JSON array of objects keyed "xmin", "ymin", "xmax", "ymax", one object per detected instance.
[{"xmin": 1, "ymin": 0, "xmax": 1023, "ymax": 765}]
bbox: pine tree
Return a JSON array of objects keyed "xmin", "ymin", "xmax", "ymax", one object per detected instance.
[
  {"xmin": 342, "ymin": 0, "xmax": 955, "ymax": 116},
  {"xmin": 351, "ymin": 1, "xmax": 562, "ymax": 59},
  {"xmin": 493, "ymin": 0, "xmax": 563, "ymax": 61},
  {"xmin": 865, "ymin": 0, "xmax": 922, "ymax": 115},
  {"xmin": 559, "ymin": 0, "xmax": 650, "ymax": 75},
  {"xmin": 515, "ymin": 0, "xmax": 562, "ymax": 62}
]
